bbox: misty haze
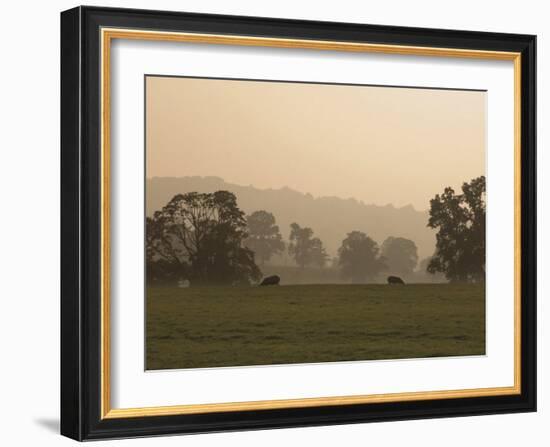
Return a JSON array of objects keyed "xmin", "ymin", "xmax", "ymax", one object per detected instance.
[{"xmin": 145, "ymin": 75, "xmax": 486, "ymax": 370}]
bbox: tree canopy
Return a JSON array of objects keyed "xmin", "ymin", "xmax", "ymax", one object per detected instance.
[
  {"xmin": 380, "ymin": 236, "xmax": 418, "ymax": 277},
  {"xmin": 338, "ymin": 231, "xmax": 387, "ymax": 283},
  {"xmin": 288, "ymin": 223, "xmax": 328, "ymax": 268},
  {"xmin": 417, "ymin": 256, "xmax": 446, "ymax": 282},
  {"xmin": 244, "ymin": 210, "xmax": 285, "ymax": 265},
  {"xmin": 427, "ymin": 176, "xmax": 486, "ymax": 283},
  {"xmin": 146, "ymin": 191, "xmax": 261, "ymax": 286}
]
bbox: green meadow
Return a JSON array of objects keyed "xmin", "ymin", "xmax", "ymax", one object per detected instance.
[{"xmin": 146, "ymin": 284, "xmax": 485, "ymax": 370}]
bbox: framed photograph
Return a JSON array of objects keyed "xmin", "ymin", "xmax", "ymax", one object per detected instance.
[{"xmin": 61, "ymin": 6, "xmax": 536, "ymax": 441}]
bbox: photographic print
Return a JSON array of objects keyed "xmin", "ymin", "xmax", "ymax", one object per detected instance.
[{"xmin": 145, "ymin": 76, "xmax": 487, "ymax": 370}]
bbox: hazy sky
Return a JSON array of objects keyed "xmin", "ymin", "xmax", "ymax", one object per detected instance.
[{"xmin": 146, "ymin": 76, "xmax": 485, "ymax": 211}]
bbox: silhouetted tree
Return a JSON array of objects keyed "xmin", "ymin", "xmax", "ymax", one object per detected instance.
[
  {"xmin": 244, "ymin": 211, "xmax": 285, "ymax": 265},
  {"xmin": 427, "ymin": 176, "xmax": 486, "ymax": 283},
  {"xmin": 146, "ymin": 214, "xmax": 190, "ymax": 284},
  {"xmin": 417, "ymin": 256, "xmax": 446, "ymax": 283},
  {"xmin": 146, "ymin": 191, "xmax": 261, "ymax": 285},
  {"xmin": 338, "ymin": 231, "xmax": 386, "ymax": 283},
  {"xmin": 288, "ymin": 223, "xmax": 328, "ymax": 268},
  {"xmin": 145, "ymin": 257, "xmax": 185, "ymax": 284},
  {"xmin": 310, "ymin": 237, "xmax": 329, "ymax": 268},
  {"xmin": 380, "ymin": 236, "xmax": 418, "ymax": 277}
]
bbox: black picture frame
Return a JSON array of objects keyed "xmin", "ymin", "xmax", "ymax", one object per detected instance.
[{"xmin": 61, "ymin": 5, "xmax": 536, "ymax": 441}]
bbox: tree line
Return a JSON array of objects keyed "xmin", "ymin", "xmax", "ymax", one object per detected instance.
[
  {"xmin": 146, "ymin": 176, "xmax": 485, "ymax": 286},
  {"xmin": 245, "ymin": 213, "xmax": 420, "ymax": 283}
]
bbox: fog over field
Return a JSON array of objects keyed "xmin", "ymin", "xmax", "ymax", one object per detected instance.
[
  {"xmin": 146, "ymin": 76, "xmax": 485, "ymax": 261},
  {"xmin": 146, "ymin": 176, "xmax": 437, "ymax": 260}
]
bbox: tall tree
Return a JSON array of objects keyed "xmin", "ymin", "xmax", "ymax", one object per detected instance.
[
  {"xmin": 380, "ymin": 236, "xmax": 418, "ymax": 277},
  {"xmin": 417, "ymin": 256, "xmax": 446, "ymax": 283},
  {"xmin": 427, "ymin": 176, "xmax": 486, "ymax": 283},
  {"xmin": 146, "ymin": 215, "xmax": 189, "ymax": 283},
  {"xmin": 146, "ymin": 191, "xmax": 261, "ymax": 285},
  {"xmin": 244, "ymin": 211, "xmax": 285, "ymax": 265},
  {"xmin": 338, "ymin": 231, "xmax": 386, "ymax": 283},
  {"xmin": 288, "ymin": 223, "xmax": 328, "ymax": 268}
]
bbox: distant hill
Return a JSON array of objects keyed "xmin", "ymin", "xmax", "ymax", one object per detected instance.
[{"xmin": 146, "ymin": 176, "xmax": 436, "ymax": 260}]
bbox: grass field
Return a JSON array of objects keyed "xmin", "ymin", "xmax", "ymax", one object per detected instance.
[{"xmin": 146, "ymin": 284, "xmax": 485, "ymax": 370}]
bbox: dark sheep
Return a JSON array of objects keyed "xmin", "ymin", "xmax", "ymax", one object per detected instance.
[
  {"xmin": 387, "ymin": 275, "xmax": 405, "ymax": 285},
  {"xmin": 260, "ymin": 275, "xmax": 280, "ymax": 286}
]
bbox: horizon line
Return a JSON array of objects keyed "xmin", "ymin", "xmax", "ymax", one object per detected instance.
[{"xmin": 146, "ymin": 175, "xmax": 434, "ymax": 212}]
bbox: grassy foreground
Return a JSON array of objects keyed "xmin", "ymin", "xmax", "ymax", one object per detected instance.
[{"xmin": 146, "ymin": 284, "xmax": 485, "ymax": 370}]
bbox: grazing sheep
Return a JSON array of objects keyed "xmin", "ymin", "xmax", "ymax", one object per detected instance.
[
  {"xmin": 260, "ymin": 275, "xmax": 280, "ymax": 286},
  {"xmin": 387, "ymin": 275, "xmax": 405, "ymax": 285}
]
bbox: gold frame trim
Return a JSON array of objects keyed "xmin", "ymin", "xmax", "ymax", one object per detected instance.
[{"xmin": 100, "ymin": 28, "xmax": 522, "ymax": 419}]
